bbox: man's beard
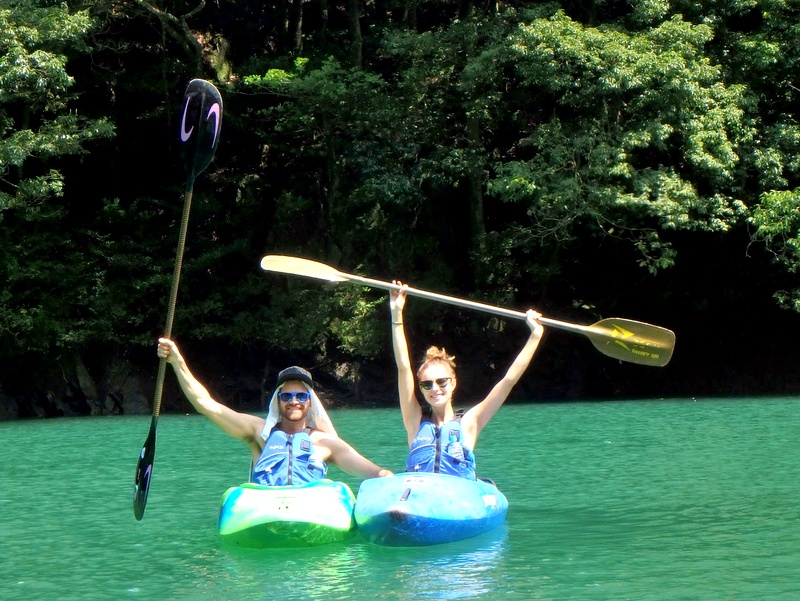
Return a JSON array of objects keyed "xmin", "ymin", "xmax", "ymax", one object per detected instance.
[{"xmin": 281, "ymin": 404, "xmax": 309, "ymax": 422}]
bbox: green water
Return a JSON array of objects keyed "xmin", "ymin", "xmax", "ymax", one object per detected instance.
[{"xmin": 2, "ymin": 399, "xmax": 800, "ymax": 600}]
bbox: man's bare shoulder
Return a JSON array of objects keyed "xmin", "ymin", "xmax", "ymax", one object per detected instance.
[{"xmin": 240, "ymin": 413, "xmax": 267, "ymax": 442}]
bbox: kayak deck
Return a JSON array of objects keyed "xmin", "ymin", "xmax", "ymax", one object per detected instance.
[
  {"xmin": 355, "ymin": 472, "xmax": 508, "ymax": 546},
  {"xmin": 218, "ymin": 479, "xmax": 356, "ymax": 548}
]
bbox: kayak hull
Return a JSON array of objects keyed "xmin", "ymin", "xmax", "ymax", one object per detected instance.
[
  {"xmin": 218, "ymin": 479, "xmax": 356, "ymax": 548},
  {"xmin": 355, "ymin": 472, "xmax": 508, "ymax": 546}
]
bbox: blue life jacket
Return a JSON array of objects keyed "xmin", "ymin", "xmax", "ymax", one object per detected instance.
[
  {"xmin": 252, "ymin": 427, "xmax": 328, "ymax": 486},
  {"xmin": 406, "ymin": 410, "xmax": 476, "ymax": 480}
]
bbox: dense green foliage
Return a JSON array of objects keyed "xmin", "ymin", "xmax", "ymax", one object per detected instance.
[{"xmin": 2, "ymin": 0, "xmax": 800, "ymax": 405}]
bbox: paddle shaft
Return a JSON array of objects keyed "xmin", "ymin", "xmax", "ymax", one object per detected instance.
[
  {"xmin": 151, "ymin": 183, "xmax": 193, "ymax": 418},
  {"xmin": 132, "ymin": 182, "xmax": 193, "ymax": 521},
  {"xmin": 339, "ymin": 272, "xmax": 593, "ymax": 336}
]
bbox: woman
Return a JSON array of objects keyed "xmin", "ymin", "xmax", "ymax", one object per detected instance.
[{"xmin": 390, "ymin": 284, "xmax": 544, "ymax": 480}]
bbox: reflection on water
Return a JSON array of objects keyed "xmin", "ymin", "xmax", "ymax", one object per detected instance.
[{"xmin": 217, "ymin": 527, "xmax": 508, "ymax": 601}]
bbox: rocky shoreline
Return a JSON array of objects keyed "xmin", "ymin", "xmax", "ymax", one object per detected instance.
[
  {"xmin": 4, "ymin": 332, "xmax": 800, "ymax": 421},
  {"xmin": 0, "ymin": 350, "xmax": 401, "ymax": 421}
]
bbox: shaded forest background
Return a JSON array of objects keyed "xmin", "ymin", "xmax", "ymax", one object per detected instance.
[{"xmin": 2, "ymin": 0, "xmax": 800, "ymax": 420}]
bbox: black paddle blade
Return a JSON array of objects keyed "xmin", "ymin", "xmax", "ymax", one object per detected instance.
[
  {"xmin": 179, "ymin": 79, "xmax": 223, "ymax": 182},
  {"xmin": 132, "ymin": 419, "xmax": 157, "ymax": 521}
]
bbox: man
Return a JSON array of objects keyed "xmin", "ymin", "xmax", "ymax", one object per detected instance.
[{"xmin": 157, "ymin": 338, "xmax": 392, "ymax": 484}]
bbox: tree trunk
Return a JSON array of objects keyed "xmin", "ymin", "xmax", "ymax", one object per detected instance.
[
  {"xmin": 319, "ymin": 0, "xmax": 329, "ymax": 48},
  {"xmin": 403, "ymin": 0, "xmax": 416, "ymax": 30},
  {"xmin": 322, "ymin": 114, "xmax": 343, "ymax": 261},
  {"xmin": 275, "ymin": 0, "xmax": 288, "ymax": 52},
  {"xmin": 347, "ymin": 0, "xmax": 362, "ymax": 68},
  {"xmin": 288, "ymin": 0, "xmax": 304, "ymax": 53},
  {"xmin": 466, "ymin": 112, "xmax": 486, "ymax": 250}
]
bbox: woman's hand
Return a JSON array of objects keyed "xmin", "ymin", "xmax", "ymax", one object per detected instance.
[
  {"xmin": 525, "ymin": 310, "xmax": 544, "ymax": 340},
  {"xmin": 390, "ymin": 280, "xmax": 407, "ymax": 321}
]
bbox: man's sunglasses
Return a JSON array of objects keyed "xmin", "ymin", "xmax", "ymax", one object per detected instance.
[
  {"xmin": 278, "ymin": 391, "xmax": 311, "ymax": 403},
  {"xmin": 419, "ymin": 378, "xmax": 452, "ymax": 391}
]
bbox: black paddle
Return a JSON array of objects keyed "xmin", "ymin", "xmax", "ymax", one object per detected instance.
[
  {"xmin": 133, "ymin": 79, "xmax": 223, "ymax": 520},
  {"xmin": 260, "ymin": 255, "xmax": 676, "ymax": 367}
]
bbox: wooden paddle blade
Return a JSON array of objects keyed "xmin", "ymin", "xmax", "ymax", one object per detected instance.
[
  {"xmin": 260, "ymin": 255, "xmax": 349, "ymax": 283},
  {"xmin": 179, "ymin": 79, "xmax": 223, "ymax": 181},
  {"xmin": 132, "ymin": 419, "xmax": 157, "ymax": 521},
  {"xmin": 586, "ymin": 318, "xmax": 675, "ymax": 367}
]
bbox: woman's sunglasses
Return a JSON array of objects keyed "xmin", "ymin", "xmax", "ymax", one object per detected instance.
[
  {"xmin": 278, "ymin": 391, "xmax": 311, "ymax": 403},
  {"xmin": 419, "ymin": 378, "xmax": 452, "ymax": 391}
]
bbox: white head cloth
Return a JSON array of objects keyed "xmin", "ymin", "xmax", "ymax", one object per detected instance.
[{"xmin": 260, "ymin": 382, "xmax": 338, "ymax": 440}]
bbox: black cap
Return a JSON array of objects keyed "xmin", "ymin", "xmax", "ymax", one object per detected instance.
[{"xmin": 276, "ymin": 366, "xmax": 314, "ymax": 389}]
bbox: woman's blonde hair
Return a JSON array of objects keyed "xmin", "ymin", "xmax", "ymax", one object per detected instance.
[{"xmin": 416, "ymin": 346, "xmax": 457, "ymax": 379}]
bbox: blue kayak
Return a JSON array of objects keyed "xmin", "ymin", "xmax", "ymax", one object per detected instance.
[
  {"xmin": 354, "ymin": 472, "xmax": 508, "ymax": 546},
  {"xmin": 218, "ymin": 479, "xmax": 356, "ymax": 548}
]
